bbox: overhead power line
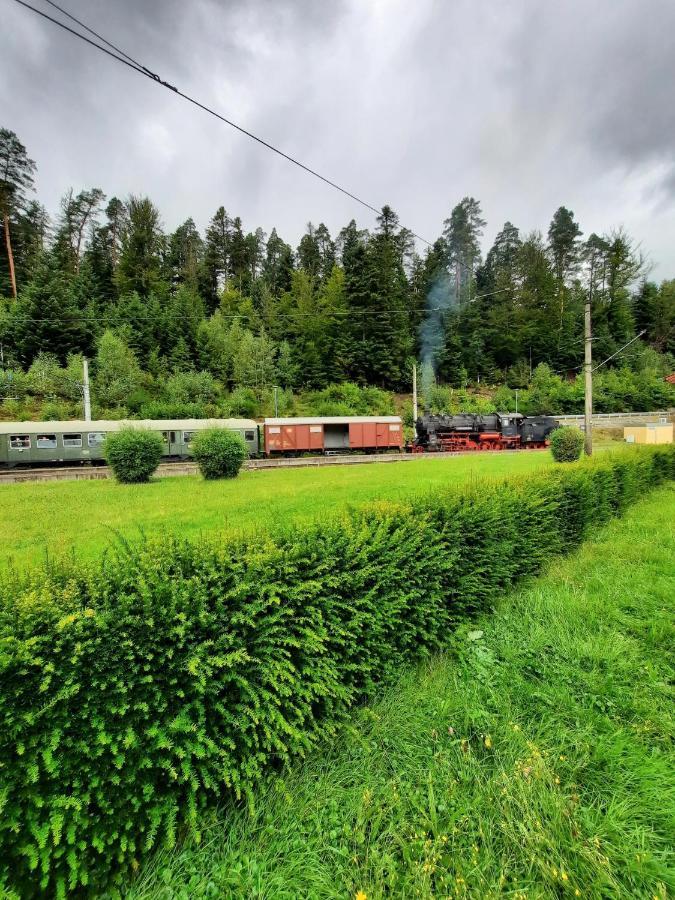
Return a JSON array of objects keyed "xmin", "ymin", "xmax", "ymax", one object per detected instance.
[
  {"xmin": 12, "ymin": 0, "xmax": 433, "ymax": 246},
  {"xmin": 591, "ymin": 330, "xmax": 646, "ymax": 373}
]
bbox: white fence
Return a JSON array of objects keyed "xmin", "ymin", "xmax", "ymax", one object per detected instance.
[{"xmin": 555, "ymin": 411, "xmax": 672, "ymax": 428}]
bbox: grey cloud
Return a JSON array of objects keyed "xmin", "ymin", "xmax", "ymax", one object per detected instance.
[
  {"xmin": 0, "ymin": 0, "xmax": 673, "ymax": 279},
  {"xmin": 505, "ymin": 0, "xmax": 675, "ymax": 192}
]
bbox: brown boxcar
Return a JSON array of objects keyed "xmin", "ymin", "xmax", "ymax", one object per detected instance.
[{"xmin": 263, "ymin": 417, "xmax": 402, "ymax": 456}]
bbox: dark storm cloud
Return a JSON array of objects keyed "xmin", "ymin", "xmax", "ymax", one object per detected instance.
[
  {"xmin": 1, "ymin": 0, "xmax": 673, "ymax": 278},
  {"xmin": 505, "ymin": 0, "xmax": 675, "ymax": 192}
]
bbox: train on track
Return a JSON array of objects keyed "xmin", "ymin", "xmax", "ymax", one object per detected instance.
[
  {"xmin": 0, "ymin": 412, "xmax": 558, "ymax": 467},
  {"xmin": 413, "ymin": 412, "xmax": 559, "ymax": 452}
]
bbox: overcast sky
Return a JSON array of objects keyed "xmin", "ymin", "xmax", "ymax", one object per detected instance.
[{"xmin": 2, "ymin": 0, "xmax": 674, "ymax": 279}]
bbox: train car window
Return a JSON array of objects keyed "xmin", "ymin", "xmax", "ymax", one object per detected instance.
[
  {"xmin": 87, "ymin": 432, "xmax": 106, "ymax": 447},
  {"xmin": 245, "ymin": 430, "xmax": 255, "ymax": 441},
  {"xmin": 63, "ymin": 433, "xmax": 82, "ymax": 447},
  {"xmin": 36, "ymin": 434, "xmax": 58, "ymax": 449},
  {"xmin": 9, "ymin": 434, "xmax": 31, "ymax": 450},
  {"xmin": 161, "ymin": 431, "xmax": 168, "ymax": 440},
  {"xmin": 183, "ymin": 431, "xmax": 195, "ymax": 444},
  {"xmin": 170, "ymin": 431, "xmax": 176, "ymax": 443}
]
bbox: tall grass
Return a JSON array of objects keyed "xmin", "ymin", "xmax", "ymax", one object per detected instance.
[
  {"xmin": 128, "ymin": 484, "xmax": 675, "ymax": 899},
  {"xmin": 0, "ymin": 447, "xmax": 672, "ymax": 896}
]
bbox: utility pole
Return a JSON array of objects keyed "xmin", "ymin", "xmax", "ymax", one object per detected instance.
[
  {"xmin": 273, "ymin": 386, "xmax": 279, "ymax": 417},
  {"xmin": 83, "ymin": 358, "xmax": 92, "ymax": 422},
  {"xmin": 583, "ymin": 294, "xmax": 592, "ymax": 456},
  {"xmin": 515, "ymin": 389, "xmax": 518, "ymax": 414},
  {"xmin": 412, "ymin": 361, "xmax": 418, "ymax": 423}
]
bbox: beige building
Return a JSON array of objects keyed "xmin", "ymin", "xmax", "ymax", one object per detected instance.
[{"xmin": 623, "ymin": 423, "xmax": 673, "ymax": 444}]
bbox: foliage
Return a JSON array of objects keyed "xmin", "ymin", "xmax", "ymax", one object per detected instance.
[
  {"xmin": 1, "ymin": 453, "xmax": 551, "ymax": 572},
  {"xmin": 550, "ymin": 425, "xmax": 584, "ymax": 462},
  {"xmin": 298, "ymin": 381, "xmax": 394, "ymax": 416},
  {"xmin": 93, "ymin": 330, "xmax": 144, "ymax": 410},
  {"xmin": 190, "ymin": 427, "xmax": 247, "ymax": 479},
  {"xmin": 3, "ymin": 122, "xmax": 673, "ymax": 401},
  {"xmin": 103, "ymin": 427, "xmax": 164, "ymax": 483},
  {"xmin": 0, "ymin": 447, "xmax": 672, "ymax": 895},
  {"xmin": 128, "ymin": 485, "xmax": 675, "ymax": 900}
]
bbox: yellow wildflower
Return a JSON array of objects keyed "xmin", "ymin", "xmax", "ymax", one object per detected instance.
[
  {"xmin": 561, "ymin": 871, "xmax": 568, "ymax": 881},
  {"xmin": 355, "ymin": 892, "xmax": 367, "ymax": 900},
  {"xmin": 484, "ymin": 735, "xmax": 492, "ymax": 749}
]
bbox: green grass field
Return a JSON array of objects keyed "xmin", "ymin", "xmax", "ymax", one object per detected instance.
[
  {"xmin": 126, "ymin": 483, "xmax": 675, "ymax": 900},
  {"xmin": 0, "ymin": 452, "xmax": 552, "ymax": 571}
]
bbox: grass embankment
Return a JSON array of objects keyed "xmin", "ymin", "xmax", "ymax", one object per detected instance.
[
  {"xmin": 129, "ymin": 484, "xmax": 675, "ymax": 900},
  {"xmin": 0, "ymin": 451, "xmax": 551, "ymax": 570}
]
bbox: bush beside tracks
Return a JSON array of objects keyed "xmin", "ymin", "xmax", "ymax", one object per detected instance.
[
  {"xmin": 550, "ymin": 425, "xmax": 585, "ymax": 462},
  {"xmin": 0, "ymin": 446, "xmax": 673, "ymax": 897},
  {"xmin": 190, "ymin": 428, "xmax": 247, "ymax": 480},
  {"xmin": 103, "ymin": 428, "xmax": 164, "ymax": 483}
]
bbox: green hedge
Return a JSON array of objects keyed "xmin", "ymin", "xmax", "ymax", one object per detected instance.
[
  {"xmin": 103, "ymin": 428, "xmax": 164, "ymax": 483},
  {"xmin": 190, "ymin": 428, "xmax": 247, "ymax": 479},
  {"xmin": 1, "ymin": 447, "xmax": 673, "ymax": 897},
  {"xmin": 550, "ymin": 425, "xmax": 585, "ymax": 462}
]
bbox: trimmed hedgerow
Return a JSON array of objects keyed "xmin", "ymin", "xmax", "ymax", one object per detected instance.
[
  {"xmin": 0, "ymin": 447, "xmax": 672, "ymax": 897},
  {"xmin": 190, "ymin": 427, "xmax": 247, "ymax": 479},
  {"xmin": 103, "ymin": 427, "xmax": 164, "ymax": 483},
  {"xmin": 550, "ymin": 425, "xmax": 584, "ymax": 462}
]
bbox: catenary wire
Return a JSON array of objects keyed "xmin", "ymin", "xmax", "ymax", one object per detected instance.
[{"xmin": 12, "ymin": 0, "xmax": 433, "ymax": 246}]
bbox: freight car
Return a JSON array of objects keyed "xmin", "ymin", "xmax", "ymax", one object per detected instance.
[
  {"xmin": 413, "ymin": 412, "xmax": 558, "ymax": 451},
  {"xmin": 263, "ymin": 416, "xmax": 403, "ymax": 456},
  {"xmin": 0, "ymin": 418, "xmax": 259, "ymax": 467}
]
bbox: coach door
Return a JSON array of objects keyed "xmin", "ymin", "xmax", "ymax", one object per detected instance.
[{"xmin": 161, "ymin": 430, "xmax": 180, "ymax": 456}]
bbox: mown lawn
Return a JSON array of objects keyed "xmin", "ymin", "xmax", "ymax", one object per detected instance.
[
  {"xmin": 126, "ymin": 484, "xmax": 675, "ymax": 900},
  {"xmin": 0, "ymin": 451, "xmax": 551, "ymax": 571}
]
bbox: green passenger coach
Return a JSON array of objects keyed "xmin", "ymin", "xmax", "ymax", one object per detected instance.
[{"xmin": 0, "ymin": 419, "xmax": 259, "ymax": 466}]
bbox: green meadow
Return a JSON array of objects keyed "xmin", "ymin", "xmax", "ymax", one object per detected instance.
[
  {"xmin": 127, "ymin": 484, "xmax": 675, "ymax": 900},
  {"xmin": 1, "ymin": 451, "xmax": 552, "ymax": 570}
]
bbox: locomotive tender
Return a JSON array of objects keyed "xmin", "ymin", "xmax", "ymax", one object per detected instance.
[{"xmin": 413, "ymin": 412, "xmax": 558, "ymax": 452}]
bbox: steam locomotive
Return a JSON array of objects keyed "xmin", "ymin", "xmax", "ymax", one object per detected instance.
[{"xmin": 413, "ymin": 412, "xmax": 559, "ymax": 452}]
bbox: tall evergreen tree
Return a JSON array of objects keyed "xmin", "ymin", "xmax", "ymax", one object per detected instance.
[
  {"xmin": 442, "ymin": 197, "xmax": 486, "ymax": 304},
  {"xmin": 0, "ymin": 128, "xmax": 36, "ymax": 298},
  {"xmin": 116, "ymin": 196, "xmax": 166, "ymax": 298}
]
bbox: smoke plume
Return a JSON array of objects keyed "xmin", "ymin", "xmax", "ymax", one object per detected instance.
[{"xmin": 418, "ymin": 271, "xmax": 457, "ymax": 403}]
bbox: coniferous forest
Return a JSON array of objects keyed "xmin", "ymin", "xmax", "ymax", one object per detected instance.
[{"xmin": 1, "ymin": 126, "xmax": 673, "ymax": 421}]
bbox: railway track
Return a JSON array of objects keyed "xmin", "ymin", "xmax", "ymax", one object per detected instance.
[{"xmin": 0, "ymin": 449, "xmax": 542, "ymax": 484}]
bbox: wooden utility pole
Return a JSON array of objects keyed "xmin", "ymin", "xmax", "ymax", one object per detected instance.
[{"xmin": 583, "ymin": 294, "xmax": 593, "ymax": 456}]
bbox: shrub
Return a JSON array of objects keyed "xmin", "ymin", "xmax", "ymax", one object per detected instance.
[
  {"xmin": 550, "ymin": 425, "xmax": 585, "ymax": 462},
  {"xmin": 191, "ymin": 427, "xmax": 247, "ymax": 479},
  {"xmin": 103, "ymin": 427, "xmax": 164, "ymax": 483},
  {"xmin": 0, "ymin": 447, "xmax": 672, "ymax": 896}
]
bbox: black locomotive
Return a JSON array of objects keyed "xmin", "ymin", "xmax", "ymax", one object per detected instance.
[{"xmin": 413, "ymin": 412, "xmax": 558, "ymax": 452}]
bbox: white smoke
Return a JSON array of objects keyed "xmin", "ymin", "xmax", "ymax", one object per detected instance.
[{"xmin": 418, "ymin": 271, "xmax": 457, "ymax": 404}]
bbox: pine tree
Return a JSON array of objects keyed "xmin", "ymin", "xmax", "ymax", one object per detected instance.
[
  {"xmin": 202, "ymin": 206, "xmax": 231, "ymax": 310},
  {"xmin": 364, "ymin": 206, "xmax": 413, "ymax": 389},
  {"xmin": 442, "ymin": 197, "xmax": 486, "ymax": 304},
  {"xmin": 11, "ymin": 255, "xmax": 88, "ymax": 364},
  {"xmin": 116, "ymin": 196, "xmax": 166, "ymax": 298},
  {"xmin": 0, "ymin": 128, "xmax": 36, "ymax": 298}
]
